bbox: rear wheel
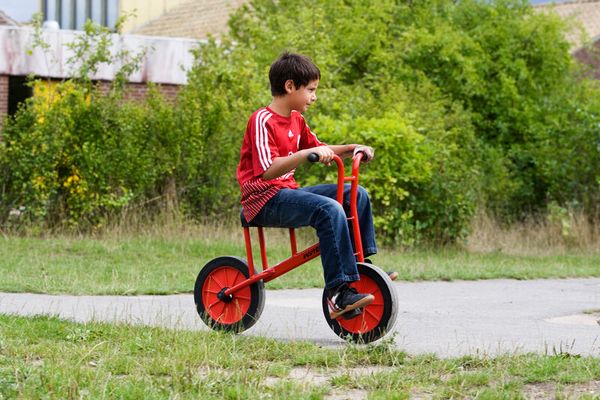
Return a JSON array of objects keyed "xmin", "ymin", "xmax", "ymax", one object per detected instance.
[
  {"xmin": 194, "ymin": 256, "xmax": 265, "ymax": 332},
  {"xmin": 322, "ymin": 262, "xmax": 398, "ymax": 343}
]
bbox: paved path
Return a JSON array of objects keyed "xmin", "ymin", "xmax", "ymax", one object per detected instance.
[{"xmin": 1, "ymin": 278, "xmax": 599, "ymax": 357}]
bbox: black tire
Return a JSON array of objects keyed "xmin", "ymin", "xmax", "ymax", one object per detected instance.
[
  {"xmin": 194, "ymin": 256, "xmax": 265, "ymax": 333},
  {"xmin": 322, "ymin": 262, "xmax": 398, "ymax": 343}
]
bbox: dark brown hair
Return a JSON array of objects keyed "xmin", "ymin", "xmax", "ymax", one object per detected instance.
[{"xmin": 269, "ymin": 52, "xmax": 321, "ymax": 96}]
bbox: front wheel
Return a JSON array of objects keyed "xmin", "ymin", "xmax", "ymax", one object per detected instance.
[
  {"xmin": 322, "ymin": 262, "xmax": 398, "ymax": 343},
  {"xmin": 194, "ymin": 256, "xmax": 265, "ymax": 333}
]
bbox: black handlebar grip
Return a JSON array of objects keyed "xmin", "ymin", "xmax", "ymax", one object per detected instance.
[
  {"xmin": 355, "ymin": 150, "xmax": 368, "ymax": 159},
  {"xmin": 307, "ymin": 153, "xmax": 320, "ymax": 163}
]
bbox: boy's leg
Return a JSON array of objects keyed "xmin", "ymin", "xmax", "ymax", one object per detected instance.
[
  {"xmin": 300, "ymin": 184, "xmax": 378, "ymax": 258},
  {"xmin": 251, "ymin": 188, "xmax": 359, "ymax": 289},
  {"xmin": 302, "ymin": 184, "xmax": 398, "ymax": 282}
]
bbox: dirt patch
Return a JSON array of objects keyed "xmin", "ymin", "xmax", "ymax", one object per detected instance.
[
  {"xmin": 522, "ymin": 380, "xmax": 600, "ymax": 399},
  {"xmin": 326, "ymin": 388, "xmax": 368, "ymax": 400},
  {"xmin": 409, "ymin": 389, "xmax": 435, "ymax": 400},
  {"xmin": 288, "ymin": 366, "xmax": 331, "ymax": 385},
  {"xmin": 323, "ymin": 366, "xmax": 396, "ymax": 400},
  {"xmin": 264, "ymin": 365, "xmax": 395, "ymax": 385},
  {"xmin": 262, "ymin": 365, "xmax": 396, "ymax": 398}
]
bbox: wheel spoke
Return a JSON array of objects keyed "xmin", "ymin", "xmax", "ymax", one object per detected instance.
[
  {"xmin": 345, "ymin": 314, "xmax": 361, "ymax": 332},
  {"xmin": 223, "ymin": 304, "xmax": 231, "ymax": 322},
  {"xmin": 207, "ymin": 299, "xmax": 221, "ymax": 310},
  {"xmin": 365, "ymin": 307, "xmax": 378, "ymax": 319},
  {"xmin": 224, "ymin": 268, "xmax": 230, "ymax": 286},
  {"xmin": 234, "ymin": 300, "xmax": 244, "ymax": 319},
  {"xmin": 209, "ymin": 274, "xmax": 225, "ymax": 289},
  {"xmin": 233, "ymin": 271, "xmax": 244, "ymax": 285},
  {"xmin": 364, "ymin": 308, "xmax": 380, "ymax": 326},
  {"xmin": 212, "ymin": 302, "xmax": 226, "ymax": 318},
  {"xmin": 226, "ymin": 301, "xmax": 241, "ymax": 322},
  {"xmin": 359, "ymin": 317, "xmax": 369, "ymax": 333}
]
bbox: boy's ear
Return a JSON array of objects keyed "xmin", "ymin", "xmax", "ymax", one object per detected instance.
[{"xmin": 284, "ymin": 79, "xmax": 296, "ymax": 94}]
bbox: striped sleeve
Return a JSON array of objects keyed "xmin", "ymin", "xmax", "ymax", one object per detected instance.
[
  {"xmin": 240, "ymin": 179, "xmax": 281, "ymax": 222},
  {"xmin": 251, "ymin": 108, "xmax": 278, "ymax": 175}
]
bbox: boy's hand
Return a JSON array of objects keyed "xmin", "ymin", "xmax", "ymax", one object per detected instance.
[
  {"xmin": 310, "ymin": 146, "xmax": 335, "ymax": 166},
  {"xmin": 353, "ymin": 145, "xmax": 375, "ymax": 162}
]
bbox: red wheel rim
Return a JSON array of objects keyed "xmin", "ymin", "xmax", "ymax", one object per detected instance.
[
  {"xmin": 202, "ymin": 266, "xmax": 252, "ymax": 324},
  {"xmin": 338, "ymin": 275, "xmax": 384, "ymax": 333}
]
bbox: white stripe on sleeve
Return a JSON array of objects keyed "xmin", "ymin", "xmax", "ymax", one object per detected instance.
[
  {"xmin": 255, "ymin": 109, "xmax": 273, "ymax": 171},
  {"xmin": 258, "ymin": 110, "xmax": 273, "ymax": 170}
]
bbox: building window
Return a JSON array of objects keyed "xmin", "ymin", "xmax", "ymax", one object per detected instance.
[
  {"xmin": 8, "ymin": 76, "xmax": 33, "ymax": 117},
  {"xmin": 42, "ymin": 0, "xmax": 119, "ymax": 31}
]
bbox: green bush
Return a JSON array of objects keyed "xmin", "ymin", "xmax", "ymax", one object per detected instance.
[
  {"xmin": 2, "ymin": 0, "xmax": 599, "ymax": 244},
  {"xmin": 183, "ymin": 0, "xmax": 599, "ymax": 240},
  {"xmin": 305, "ymin": 83, "xmax": 478, "ymax": 245},
  {"xmin": 389, "ymin": 0, "xmax": 599, "ymax": 219},
  {"xmin": 0, "ymin": 20, "xmax": 213, "ymax": 229}
]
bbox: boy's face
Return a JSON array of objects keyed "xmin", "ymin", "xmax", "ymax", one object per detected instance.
[{"xmin": 286, "ymin": 79, "xmax": 319, "ymax": 113}]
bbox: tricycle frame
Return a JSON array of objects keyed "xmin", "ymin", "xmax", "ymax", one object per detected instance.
[
  {"xmin": 194, "ymin": 152, "xmax": 398, "ymax": 343},
  {"xmin": 224, "ymin": 153, "xmax": 365, "ymax": 298}
]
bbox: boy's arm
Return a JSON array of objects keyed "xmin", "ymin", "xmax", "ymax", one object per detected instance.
[
  {"xmin": 328, "ymin": 144, "xmax": 375, "ymax": 161},
  {"xmin": 261, "ymin": 146, "xmax": 335, "ymax": 180},
  {"xmin": 262, "ymin": 144, "xmax": 375, "ymax": 179}
]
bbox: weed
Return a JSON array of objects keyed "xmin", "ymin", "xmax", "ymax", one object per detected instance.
[
  {"xmin": 2, "ymin": 314, "xmax": 598, "ymax": 398},
  {"xmin": 1, "ymin": 220, "xmax": 599, "ymax": 295}
]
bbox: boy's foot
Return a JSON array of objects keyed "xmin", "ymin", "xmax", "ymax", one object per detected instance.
[
  {"xmin": 342, "ymin": 307, "xmax": 363, "ymax": 320},
  {"xmin": 328, "ymin": 284, "xmax": 374, "ymax": 320},
  {"xmin": 364, "ymin": 259, "xmax": 398, "ymax": 281}
]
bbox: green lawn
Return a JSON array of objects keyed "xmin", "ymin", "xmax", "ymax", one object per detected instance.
[
  {"xmin": 1, "ymin": 231, "xmax": 599, "ymax": 295},
  {"xmin": 1, "ymin": 315, "xmax": 599, "ymax": 399}
]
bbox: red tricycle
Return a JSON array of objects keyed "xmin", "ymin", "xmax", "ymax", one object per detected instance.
[{"xmin": 194, "ymin": 152, "xmax": 398, "ymax": 343}]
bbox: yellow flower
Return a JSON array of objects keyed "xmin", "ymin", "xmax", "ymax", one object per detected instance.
[
  {"xmin": 63, "ymin": 174, "xmax": 80, "ymax": 187},
  {"xmin": 32, "ymin": 176, "xmax": 46, "ymax": 189}
]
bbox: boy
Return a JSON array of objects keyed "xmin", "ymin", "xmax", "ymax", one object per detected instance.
[{"xmin": 237, "ymin": 52, "xmax": 384, "ymax": 319}]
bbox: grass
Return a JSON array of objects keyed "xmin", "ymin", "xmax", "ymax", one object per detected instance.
[
  {"xmin": 0, "ymin": 220, "xmax": 599, "ymax": 295},
  {"xmin": 0, "ymin": 314, "xmax": 598, "ymax": 399},
  {"xmin": 1, "ymin": 218, "xmax": 598, "ymax": 398}
]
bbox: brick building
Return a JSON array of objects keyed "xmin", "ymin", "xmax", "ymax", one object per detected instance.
[
  {"xmin": 132, "ymin": 0, "xmax": 246, "ymax": 39},
  {"xmin": 3, "ymin": 0, "xmax": 600, "ymax": 131},
  {"xmin": 0, "ymin": 24, "xmax": 200, "ymax": 130},
  {"xmin": 0, "ymin": 10, "xmax": 20, "ymax": 129},
  {"xmin": 0, "ymin": 0, "xmax": 246, "ymax": 131}
]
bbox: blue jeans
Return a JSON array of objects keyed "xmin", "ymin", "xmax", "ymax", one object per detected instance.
[{"xmin": 250, "ymin": 184, "xmax": 378, "ymax": 289}]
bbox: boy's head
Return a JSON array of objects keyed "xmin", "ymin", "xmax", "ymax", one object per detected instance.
[{"xmin": 269, "ymin": 52, "xmax": 321, "ymax": 96}]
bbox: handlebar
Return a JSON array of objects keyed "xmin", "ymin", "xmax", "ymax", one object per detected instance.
[
  {"xmin": 307, "ymin": 151, "xmax": 368, "ymax": 163},
  {"xmin": 307, "ymin": 152, "xmax": 320, "ymax": 163},
  {"xmin": 305, "ymin": 150, "xmax": 368, "ymax": 262}
]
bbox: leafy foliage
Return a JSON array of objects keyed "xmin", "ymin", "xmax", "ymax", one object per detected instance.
[{"xmin": 1, "ymin": 0, "xmax": 599, "ymax": 244}]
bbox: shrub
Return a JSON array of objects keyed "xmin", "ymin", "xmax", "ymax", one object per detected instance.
[{"xmin": 2, "ymin": 0, "xmax": 599, "ymax": 245}]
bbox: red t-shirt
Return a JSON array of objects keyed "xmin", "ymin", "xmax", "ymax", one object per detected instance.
[{"xmin": 237, "ymin": 106, "xmax": 325, "ymax": 222}]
